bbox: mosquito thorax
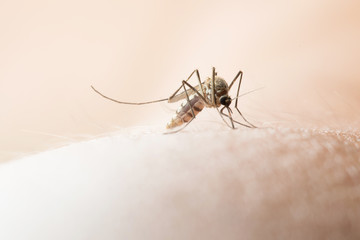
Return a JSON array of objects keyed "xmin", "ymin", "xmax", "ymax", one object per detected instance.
[
  {"xmin": 212, "ymin": 77, "xmax": 230, "ymax": 106},
  {"xmin": 214, "ymin": 77, "xmax": 229, "ymax": 93}
]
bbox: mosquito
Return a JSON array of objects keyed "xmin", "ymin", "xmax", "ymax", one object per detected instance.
[{"xmin": 91, "ymin": 67, "xmax": 257, "ymax": 133}]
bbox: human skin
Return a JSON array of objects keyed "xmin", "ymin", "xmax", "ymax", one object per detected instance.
[{"xmin": 0, "ymin": 126, "xmax": 359, "ymax": 240}]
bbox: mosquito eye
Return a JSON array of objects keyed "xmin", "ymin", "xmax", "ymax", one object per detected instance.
[
  {"xmin": 219, "ymin": 96, "xmax": 231, "ymax": 106},
  {"xmin": 220, "ymin": 96, "xmax": 227, "ymax": 105}
]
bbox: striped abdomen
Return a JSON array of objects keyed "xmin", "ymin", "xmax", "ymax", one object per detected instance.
[{"xmin": 166, "ymin": 94, "xmax": 205, "ymax": 129}]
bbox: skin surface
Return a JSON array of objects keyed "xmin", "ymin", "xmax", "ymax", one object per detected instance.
[{"xmin": 0, "ymin": 127, "xmax": 359, "ymax": 240}]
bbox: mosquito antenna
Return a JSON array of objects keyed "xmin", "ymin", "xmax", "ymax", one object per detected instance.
[
  {"xmin": 232, "ymin": 87, "xmax": 265, "ymax": 101},
  {"xmin": 91, "ymin": 85, "xmax": 168, "ymax": 105}
]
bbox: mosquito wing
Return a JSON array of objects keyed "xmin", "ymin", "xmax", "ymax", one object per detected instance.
[{"xmin": 168, "ymin": 84, "xmax": 203, "ymax": 103}]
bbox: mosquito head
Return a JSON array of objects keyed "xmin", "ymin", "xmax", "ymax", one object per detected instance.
[{"xmin": 219, "ymin": 95, "xmax": 232, "ymax": 107}]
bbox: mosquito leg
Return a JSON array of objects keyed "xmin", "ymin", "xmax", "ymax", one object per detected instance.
[
  {"xmin": 219, "ymin": 107, "xmax": 235, "ymax": 129},
  {"xmin": 216, "ymin": 107, "xmax": 233, "ymax": 129},
  {"xmin": 228, "ymin": 70, "xmax": 242, "ymax": 91},
  {"xmin": 193, "ymin": 69, "xmax": 206, "ymax": 102},
  {"xmin": 220, "ymin": 107, "xmax": 252, "ymax": 128},
  {"xmin": 182, "ymin": 81, "xmax": 196, "ymax": 120},
  {"xmin": 91, "ymin": 86, "xmax": 168, "ymax": 105},
  {"xmin": 227, "ymin": 107, "xmax": 235, "ymax": 129},
  {"xmin": 235, "ymin": 107, "xmax": 257, "ymax": 128},
  {"xmin": 228, "ymin": 70, "xmax": 257, "ymax": 128},
  {"xmin": 182, "ymin": 81, "xmax": 208, "ymax": 104},
  {"xmin": 168, "ymin": 69, "xmax": 207, "ymax": 103},
  {"xmin": 211, "ymin": 67, "xmax": 216, "ymax": 105}
]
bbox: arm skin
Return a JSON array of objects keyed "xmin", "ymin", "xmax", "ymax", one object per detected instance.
[{"xmin": 0, "ymin": 127, "xmax": 359, "ymax": 240}]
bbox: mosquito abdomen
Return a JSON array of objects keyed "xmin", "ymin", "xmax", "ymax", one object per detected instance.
[{"xmin": 166, "ymin": 94, "xmax": 205, "ymax": 129}]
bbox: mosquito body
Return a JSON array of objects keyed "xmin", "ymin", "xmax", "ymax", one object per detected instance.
[
  {"xmin": 166, "ymin": 76, "xmax": 229, "ymax": 129},
  {"xmin": 91, "ymin": 67, "xmax": 256, "ymax": 133}
]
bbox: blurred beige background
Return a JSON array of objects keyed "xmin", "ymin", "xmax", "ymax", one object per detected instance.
[{"xmin": 1, "ymin": 0, "xmax": 360, "ymax": 161}]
